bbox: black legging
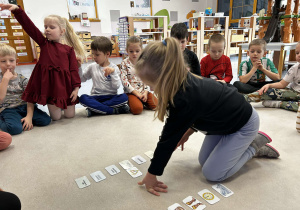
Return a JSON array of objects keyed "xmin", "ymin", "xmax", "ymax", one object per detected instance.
[
  {"xmin": 233, "ymin": 80, "xmax": 281, "ymax": 94},
  {"xmin": 0, "ymin": 191, "xmax": 21, "ymax": 210}
]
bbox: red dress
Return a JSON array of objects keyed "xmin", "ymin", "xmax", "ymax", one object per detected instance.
[{"xmin": 12, "ymin": 7, "xmax": 81, "ymax": 109}]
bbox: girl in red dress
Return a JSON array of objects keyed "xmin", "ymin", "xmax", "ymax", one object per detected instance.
[{"xmin": 0, "ymin": 3, "xmax": 86, "ymax": 121}]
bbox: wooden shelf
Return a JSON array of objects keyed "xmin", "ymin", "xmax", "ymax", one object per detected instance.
[
  {"xmin": 188, "ymin": 16, "xmax": 230, "ymax": 58},
  {"xmin": 69, "ymin": 18, "xmax": 101, "ymax": 22}
]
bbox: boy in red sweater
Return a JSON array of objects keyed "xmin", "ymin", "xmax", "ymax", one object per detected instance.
[{"xmin": 200, "ymin": 34, "xmax": 233, "ymax": 83}]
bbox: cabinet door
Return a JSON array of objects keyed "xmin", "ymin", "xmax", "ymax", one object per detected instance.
[{"xmin": 0, "ymin": 0, "xmax": 34, "ymax": 63}]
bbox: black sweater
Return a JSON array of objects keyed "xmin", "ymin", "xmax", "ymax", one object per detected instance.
[
  {"xmin": 148, "ymin": 73, "xmax": 253, "ymax": 176},
  {"xmin": 184, "ymin": 48, "xmax": 201, "ymax": 76}
]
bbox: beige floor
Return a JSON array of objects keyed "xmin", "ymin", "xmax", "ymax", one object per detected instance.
[{"xmin": 0, "ymin": 103, "xmax": 299, "ymax": 210}]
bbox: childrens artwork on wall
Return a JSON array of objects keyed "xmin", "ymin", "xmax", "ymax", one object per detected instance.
[
  {"xmin": 131, "ymin": 0, "xmax": 152, "ymax": 16},
  {"xmin": 68, "ymin": 0, "xmax": 96, "ymax": 19}
]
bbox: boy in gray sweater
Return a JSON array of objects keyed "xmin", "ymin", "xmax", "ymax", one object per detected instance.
[{"xmin": 79, "ymin": 37, "xmax": 129, "ymax": 117}]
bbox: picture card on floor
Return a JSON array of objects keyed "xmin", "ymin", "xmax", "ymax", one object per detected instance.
[
  {"xmin": 75, "ymin": 176, "xmax": 91, "ymax": 189},
  {"xmin": 212, "ymin": 183, "xmax": 234, "ymax": 197},
  {"xmin": 168, "ymin": 203, "xmax": 186, "ymax": 210},
  {"xmin": 144, "ymin": 151, "xmax": 154, "ymax": 159},
  {"xmin": 90, "ymin": 171, "xmax": 106, "ymax": 183},
  {"xmin": 105, "ymin": 165, "xmax": 120, "ymax": 176},
  {"xmin": 126, "ymin": 166, "xmax": 142, "ymax": 178},
  {"xmin": 132, "ymin": 155, "xmax": 146, "ymax": 165},
  {"xmin": 198, "ymin": 189, "xmax": 220, "ymax": 205},
  {"xmin": 183, "ymin": 196, "xmax": 206, "ymax": 210},
  {"xmin": 119, "ymin": 160, "xmax": 134, "ymax": 170}
]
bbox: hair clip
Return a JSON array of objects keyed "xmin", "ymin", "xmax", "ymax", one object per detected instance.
[{"xmin": 162, "ymin": 40, "xmax": 167, "ymax": 46}]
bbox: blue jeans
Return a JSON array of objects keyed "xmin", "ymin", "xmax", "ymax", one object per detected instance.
[
  {"xmin": 198, "ymin": 108, "xmax": 260, "ymax": 181},
  {"xmin": 79, "ymin": 94, "xmax": 128, "ymax": 114},
  {"xmin": 0, "ymin": 104, "xmax": 51, "ymax": 135}
]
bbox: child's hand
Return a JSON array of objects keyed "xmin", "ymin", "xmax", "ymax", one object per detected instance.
[
  {"xmin": 21, "ymin": 116, "xmax": 33, "ymax": 131},
  {"xmin": 3, "ymin": 69, "xmax": 14, "ymax": 80},
  {"xmin": 132, "ymin": 90, "xmax": 142, "ymax": 99},
  {"xmin": 103, "ymin": 67, "xmax": 115, "ymax": 77},
  {"xmin": 140, "ymin": 91, "xmax": 148, "ymax": 102},
  {"xmin": 76, "ymin": 57, "xmax": 82, "ymax": 68},
  {"xmin": 254, "ymin": 60, "xmax": 263, "ymax": 70},
  {"xmin": 216, "ymin": 80, "xmax": 226, "ymax": 83},
  {"xmin": 70, "ymin": 87, "xmax": 79, "ymax": 102},
  {"xmin": 0, "ymin": 3, "xmax": 19, "ymax": 11},
  {"xmin": 138, "ymin": 172, "xmax": 168, "ymax": 196},
  {"xmin": 259, "ymin": 84, "xmax": 270, "ymax": 95}
]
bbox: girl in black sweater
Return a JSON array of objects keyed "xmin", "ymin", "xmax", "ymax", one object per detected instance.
[{"xmin": 136, "ymin": 38, "xmax": 279, "ymax": 196}]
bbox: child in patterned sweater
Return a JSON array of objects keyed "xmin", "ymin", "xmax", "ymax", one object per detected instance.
[{"xmin": 120, "ymin": 36, "xmax": 157, "ymax": 115}]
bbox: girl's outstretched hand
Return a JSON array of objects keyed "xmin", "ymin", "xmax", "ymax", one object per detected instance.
[
  {"xmin": 0, "ymin": 4, "xmax": 19, "ymax": 11},
  {"xmin": 70, "ymin": 87, "xmax": 79, "ymax": 102},
  {"xmin": 138, "ymin": 172, "xmax": 168, "ymax": 196}
]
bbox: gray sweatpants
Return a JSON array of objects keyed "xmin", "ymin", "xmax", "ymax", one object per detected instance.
[{"xmin": 198, "ymin": 108, "xmax": 259, "ymax": 181}]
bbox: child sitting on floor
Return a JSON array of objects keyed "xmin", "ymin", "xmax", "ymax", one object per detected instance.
[
  {"xmin": 170, "ymin": 23, "xmax": 201, "ymax": 76},
  {"xmin": 0, "ymin": 44, "xmax": 51, "ymax": 135},
  {"xmin": 233, "ymin": 39, "xmax": 280, "ymax": 93},
  {"xmin": 245, "ymin": 41, "xmax": 300, "ymax": 133},
  {"xmin": 200, "ymin": 34, "xmax": 233, "ymax": 83},
  {"xmin": 79, "ymin": 36, "xmax": 129, "ymax": 117},
  {"xmin": 120, "ymin": 36, "xmax": 157, "ymax": 115}
]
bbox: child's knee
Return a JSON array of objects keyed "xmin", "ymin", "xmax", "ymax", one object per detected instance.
[
  {"xmin": 50, "ymin": 115, "xmax": 62, "ymax": 121},
  {"xmin": 39, "ymin": 116, "xmax": 51, "ymax": 126},
  {"xmin": 79, "ymin": 94, "xmax": 89, "ymax": 103},
  {"xmin": 202, "ymin": 165, "xmax": 224, "ymax": 182},
  {"xmin": 64, "ymin": 113, "xmax": 75, "ymax": 119},
  {"xmin": 7, "ymin": 124, "xmax": 23, "ymax": 135},
  {"xmin": 0, "ymin": 132, "xmax": 12, "ymax": 150},
  {"xmin": 130, "ymin": 106, "xmax": 143, "ymax": 115}
]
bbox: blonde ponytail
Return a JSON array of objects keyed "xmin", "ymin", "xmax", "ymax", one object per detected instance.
[
  {"xmin": 63, "ymin": 18, "xmax": 86, "ymax": 61},
  {"xmin": 135, "ymin": 37, "xmax": 188, "ymax": 122}
]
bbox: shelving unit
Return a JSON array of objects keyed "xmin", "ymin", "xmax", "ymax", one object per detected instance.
[
  {"xmin": 188, "ymin": 16, "xmax": 229, "ymax": 59},
  {"xmin": 76, "ymin": 31, "xmax": 93, "ymax": 62},
  {"xmin": 240, "ymin": 16, "xmax": 258, "ymax": 41},
  {"xmin": 227, "ymin": 28, "xmax": 252, "ymax": 55},
  {"xmin": 118, "ymin": 16, "xmax": 168, "ymax": 55}
]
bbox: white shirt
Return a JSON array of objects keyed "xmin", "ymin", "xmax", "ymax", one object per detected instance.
[
  {"xmin": 283, "ymin": 62, "xmax": 300, "ymax": 93},
  {"xmin": 79, "ymin": 62, "xmax": 121, "ymax": 96}
]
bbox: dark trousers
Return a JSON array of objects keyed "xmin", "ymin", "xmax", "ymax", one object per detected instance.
[
  {"xmin": 0, "ymin": 104, "xmax": 51, "ymax": 135},
  {"xmin": 233, "ymin": 80, "xmax": 280, "ymax": 94},
  {"xmin": 79, "ymin": 94, "xmax": 128, "ymax": 114}
]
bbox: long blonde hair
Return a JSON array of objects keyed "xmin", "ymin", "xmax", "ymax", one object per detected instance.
[
  {"xmin": 135, "ymin": 37, "xmax": 188, "ymax": 122},
  {"xmin": 45, "ymin": 15, "xmax": 86, "ymax": 61}
]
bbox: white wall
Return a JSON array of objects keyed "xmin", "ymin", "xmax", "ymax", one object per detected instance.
[
  {"xmin": 22, "ymin": 0, "xmax": 218, "ymax": 35},
  {"xmin": 23, "ymin": 0, "xmax": 101, "ymax": 35}
]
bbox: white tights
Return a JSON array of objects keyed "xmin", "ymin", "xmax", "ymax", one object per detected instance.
[{"xmin": 47, "ymin": 104, "xmax": 75, "ymax": 121}]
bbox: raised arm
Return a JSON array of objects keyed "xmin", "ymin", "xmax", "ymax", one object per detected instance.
[{"xmin": 0, "ymin": 4, "xmax": 47, "ymax": 46}]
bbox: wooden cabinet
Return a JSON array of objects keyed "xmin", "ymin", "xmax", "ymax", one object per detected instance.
[{"xmin": 76, "ymin": 31, "xmax": 92, "ymax": 62}]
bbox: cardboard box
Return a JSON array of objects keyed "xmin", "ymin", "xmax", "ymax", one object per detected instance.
[
  {"xmin": 230, "ymin": 47, "xmax": 240, "ymax": 54},
  {"xmin": 84, "ymin": 43, "xmax": 91, "ymax": 50},
  {"xmin": 231, "ymin": 34, "xmax": 244, "ymax": 42},
  {"xmin": 83, "ymin": 32, "xmax": 91, "ymax": 39}
]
